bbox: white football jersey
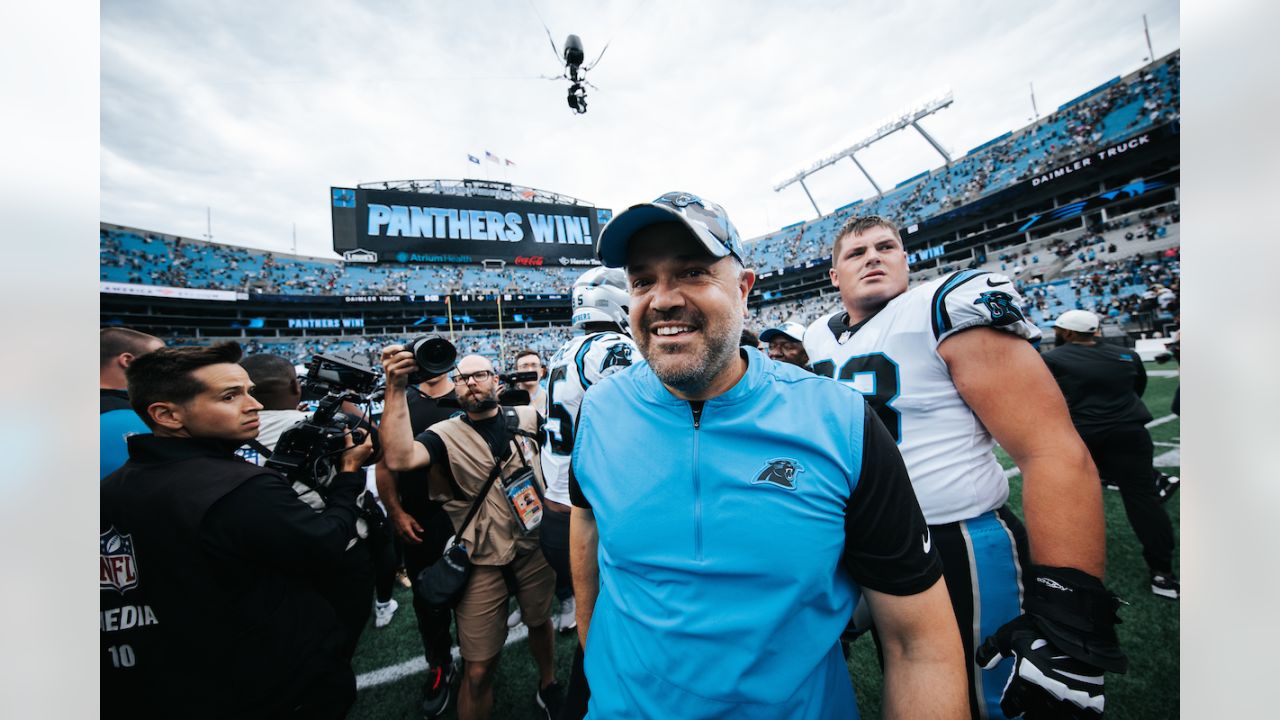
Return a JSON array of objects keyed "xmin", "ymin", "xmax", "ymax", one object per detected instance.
[
  {"xmin": 540, "ymin": 331, "xmax": 638, "ymax": 504},
  {"xmin": 804, "ymin": 270, "xmax": 1041, "ymax": 524}
]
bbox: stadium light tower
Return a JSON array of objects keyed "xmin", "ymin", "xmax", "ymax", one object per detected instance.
[{"xmin": 774, "ymin": 92, "xmax": 954, "ymax": 217}]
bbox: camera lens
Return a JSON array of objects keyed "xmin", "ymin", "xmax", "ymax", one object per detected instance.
[{"xmin": 408, "ymin": 335, "xmax": 458, "ymax": 377}]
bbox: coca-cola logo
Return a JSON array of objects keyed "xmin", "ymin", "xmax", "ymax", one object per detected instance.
[{"xmin": 515, "ymin": 256, "xmax": 545, "ymax": 266}]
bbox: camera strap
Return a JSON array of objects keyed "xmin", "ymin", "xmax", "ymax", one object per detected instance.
[
  {"xmin": 243, "ymin": 439, "xmax": 273, "ymax": 463},
  {"xmin": 450, "ymin": 407, "xmax": 540, "ymax": 542},
  {"xmin": 453, "ymin": 461, "xmax": 505, "ymax": 542}
]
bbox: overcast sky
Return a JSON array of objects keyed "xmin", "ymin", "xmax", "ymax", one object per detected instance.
[{"xmin": 101, "ymin": 0, "xmax": 1179, "ymax": 259}]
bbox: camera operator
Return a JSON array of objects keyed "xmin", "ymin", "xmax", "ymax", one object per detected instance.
[
  {"xmin": 101, "ymin": 342, "xmax": 373, "ymax": 719},
  {"xmin": 238, "ymin": 352, "xmax": 386, "ymax": 661},
  {"xmin": 510, "ymin": 349, "xmax": 547, "ymax": 411},
  {"xmin": 373, "ymin": 365, "xmax": 463, "ymax": 718},
  {"xmin": 381, "ymin": 347, "xmax": 563, "ymax": 720}
]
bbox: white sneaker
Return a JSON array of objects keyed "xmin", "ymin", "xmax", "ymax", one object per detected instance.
[
  {"xmin": 507, "ymin": 607, "xmax": 523, "ymax": 628},
  {"xmin": 555, "ymin": 597, "xmax": 577, "ymax": 634},
  {"xmin": 374, "ymin": 598, "xmax": 399, "ymax": 628}
]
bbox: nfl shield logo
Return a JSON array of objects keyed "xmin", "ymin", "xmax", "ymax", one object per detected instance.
[{"xmin": 100, "ymin": 526, "xmax": 140, "ymax": 593}]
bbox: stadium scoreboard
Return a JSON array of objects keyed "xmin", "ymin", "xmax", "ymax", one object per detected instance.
[{"xmin": 331, "ymin": 186, "xmax": 611, "ymax": 266}]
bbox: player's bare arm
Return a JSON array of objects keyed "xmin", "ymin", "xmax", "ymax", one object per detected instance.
[
  {"xmin": 865, "ymin": 578, "xmax": 967, "ymax": 720},
  {"xmin": 374, "ymin": 460, "xmax": 423, "ymax": 544},
  {"xmin": 939, "ymin": 326, "xmax": 1104, "ymax": 576},
  {"xmin": 569, "ymin": 506, "xmax": 599, "ymax": 648},
  {"xmin": 379, "ymin": 344, "xmax": 434, "ymax": 472}
]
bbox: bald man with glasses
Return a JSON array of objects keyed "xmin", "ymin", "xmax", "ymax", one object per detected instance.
[{"xmin": 380, "ymin": 351, "xmax": 563, "ymax": 720}]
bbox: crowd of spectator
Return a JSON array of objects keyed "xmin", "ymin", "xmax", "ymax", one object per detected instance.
[
  {"xmin": 101, "ymin": 228, "xmax": 579, "ymax": 297},
  {"xmin": 166, "ymin": 327, "xmax": 576, "ymax": 372},
  {"xmin": 740, "ymin": 52, "xmax": 1179, "ymax": 272},
  {"xmin": 748, "ymin": 247, "xmax": 1180, "ymax": 340}
]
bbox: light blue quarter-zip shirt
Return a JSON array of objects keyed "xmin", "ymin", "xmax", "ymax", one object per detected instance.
[{"xmin": 571, "ymin": 347, "xmax": 940, "ymax": 719}]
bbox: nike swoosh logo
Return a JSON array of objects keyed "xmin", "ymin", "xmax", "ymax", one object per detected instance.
[
  {"xmin": 986, "ymin": 278, "xmax": 1010, "ymax": 287},
  {"xmin": 922, "ymin": 528, "xmax": 932, "ymax": 554}
]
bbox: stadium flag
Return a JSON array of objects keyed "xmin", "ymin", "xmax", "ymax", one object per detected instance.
[
  {"xmin": 467, "ymin": 154, "xmax": 480, "ymax": 164},
  {"xmin": 485, "ymin": 151, "xmax": 499, "ymax": 163},
  {"xmin": 505, "ymin": 158, "xmax": 516, "ymax": 166}
]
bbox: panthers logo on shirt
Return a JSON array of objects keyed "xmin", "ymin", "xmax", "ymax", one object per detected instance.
[
  {"xmin": 752, "ymin": 459, "xmax": 803, "ymax": 490},
  {"xmin": 601, "ymin": 343, "xmax": 634, "ymax": 374},
  {"xmin": 973, "ymin": 290, "xmax": 1026, "ymax": 327}
]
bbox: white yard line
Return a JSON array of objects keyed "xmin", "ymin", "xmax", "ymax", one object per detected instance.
[
  {"xmin": 1147, "ymin": 370, "xmax": 1180, "ymax": 378},
  {"xmin": 356, "ymin": 623, "xmax": 530, "ymax": 689},
  {"xmin": 1147, "ymin": 414, "xmax": 1178, "ymax": 428}
]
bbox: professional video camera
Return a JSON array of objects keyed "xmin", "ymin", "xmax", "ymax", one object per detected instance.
[
  {"xmin": 496, "ymin": 370, "xmax": 540, "ymax": 406},
  {"xmin": 266, "ymin": 353, "xmax": 382, "ymax": 489}
]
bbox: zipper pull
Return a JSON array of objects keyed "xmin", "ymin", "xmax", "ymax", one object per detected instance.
[{"xmin": 690, "ymin": 401, "xmax": 704, "ymax": 429}]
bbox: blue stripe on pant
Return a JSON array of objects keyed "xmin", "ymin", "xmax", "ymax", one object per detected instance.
[
  {"xmin": 932, "ymin": 507, "xmax": 1027, "ymax": 720},
  {"xmin": 964, "ymin": 510, "xmax": 1025, "ymax": 719}
]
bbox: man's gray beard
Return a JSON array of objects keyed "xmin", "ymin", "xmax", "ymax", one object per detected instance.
[{"xmin": 644, "ymin": 315, "xmax": 743, "ymax": 397}]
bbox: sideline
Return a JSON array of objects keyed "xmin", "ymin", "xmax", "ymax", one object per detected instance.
[{"xmin": 356, "ymin": 624, "xmax": 529, "ymax": 689}]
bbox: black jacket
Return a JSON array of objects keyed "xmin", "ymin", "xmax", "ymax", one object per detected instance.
[
  {"xmin": 100, "ymin": 435, "xmax": 364, "ymax": 718},
  {"xmin": 1043, "ymin": 342, "xmax": 1153, "ymax": 435}
]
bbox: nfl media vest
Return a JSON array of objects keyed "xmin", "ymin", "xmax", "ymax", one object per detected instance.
[{"xmin": 100, "ymin": 435, "xmax": 349, "ymax": 716}]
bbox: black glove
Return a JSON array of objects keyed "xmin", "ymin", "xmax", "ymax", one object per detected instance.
[{"xmin": 975, "ymin": 566, "xmax": 1127, "ymax": 718}]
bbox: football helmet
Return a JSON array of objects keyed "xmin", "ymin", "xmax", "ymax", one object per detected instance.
[{"xmin": 572, "ymin": 266, "xmax": 630, "ymax": 332}]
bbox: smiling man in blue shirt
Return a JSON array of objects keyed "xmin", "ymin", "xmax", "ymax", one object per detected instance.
[{"xmin": 568, "ymin": 192, "xmax": 966, "ymax": 719}]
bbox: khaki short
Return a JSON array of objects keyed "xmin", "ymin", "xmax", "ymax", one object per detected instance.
[{"xmin": 455, "ymin": 549, "xmax": 557, "ymax": 661}]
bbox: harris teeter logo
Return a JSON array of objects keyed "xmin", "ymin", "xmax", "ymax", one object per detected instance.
[{"xmin": 752, "ymin": 458, "xmax": 804, "ymax": 491}]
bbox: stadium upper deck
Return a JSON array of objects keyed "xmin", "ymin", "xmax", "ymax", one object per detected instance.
[{"xmin": 741, "ymin": 51, "xmax": 1179, "ymax": 271}]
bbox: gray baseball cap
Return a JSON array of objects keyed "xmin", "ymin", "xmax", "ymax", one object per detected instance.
[{"xmin": 597, "ymin": 191, "xmax": 744, "ymax": 268}]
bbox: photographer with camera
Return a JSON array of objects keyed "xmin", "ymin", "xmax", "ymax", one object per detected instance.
[
  {"xmin": 238, "ymin": 352, "xmax": 389, "ymax": 661},
  {"xmin": 381, "ymin": 341, "xmax": 563, "ymax": 720},
  {"xmin": 101, "ymin": 342, "xmax": 374, "ymax": 719}
]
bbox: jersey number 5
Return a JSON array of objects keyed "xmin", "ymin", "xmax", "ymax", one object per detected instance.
[
  {"xmin": 811, "ymin": 353, "xmax": 902, "ymax": 443},
  {"xmin": 543, "ymin": 366, "xmax": 575, "ymax": 455}
]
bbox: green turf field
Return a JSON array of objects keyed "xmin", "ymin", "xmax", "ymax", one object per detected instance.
[{"xmin": 347, "ymin": 364, "xmax": 1180, "ymax": 719}]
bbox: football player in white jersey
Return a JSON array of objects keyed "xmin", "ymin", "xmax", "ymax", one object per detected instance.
[
  {"xmin": 540, "ymin": 266, "xmax": 638, "ymax": 719},
  {"xmin": 805, "ymin": 216, "xmax": 1126, "ymax": 720}
]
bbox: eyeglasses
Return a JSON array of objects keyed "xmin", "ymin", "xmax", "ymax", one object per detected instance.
[{"xmin": 452, "ymin": 370, "xmax": 494, "ymax": 384}]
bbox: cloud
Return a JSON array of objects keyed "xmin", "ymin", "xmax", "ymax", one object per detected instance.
[{"xmin": 102, "ymin": 0, "xmax": 1180, "ymax": 256}]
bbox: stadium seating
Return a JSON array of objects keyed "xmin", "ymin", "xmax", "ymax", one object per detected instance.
[
  {"xmin": 168, "ymin": 326, "xmax": 577, "ymax": 369},
  {"xmin": 740, "ymin": 52, "xmax": 1180, "ymax": 272},
  {"xmin": 100, "ymin": 226, "xmax": 578, "ymax": 298}
]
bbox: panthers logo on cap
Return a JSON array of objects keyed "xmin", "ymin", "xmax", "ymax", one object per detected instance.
[
  {"xmin": 751, "ymin": 458, "xmax": 804, "ymax": 491},
  {"xmin": 974, "ymin": 291, "xmax": 1026, "ymax": 327}
]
